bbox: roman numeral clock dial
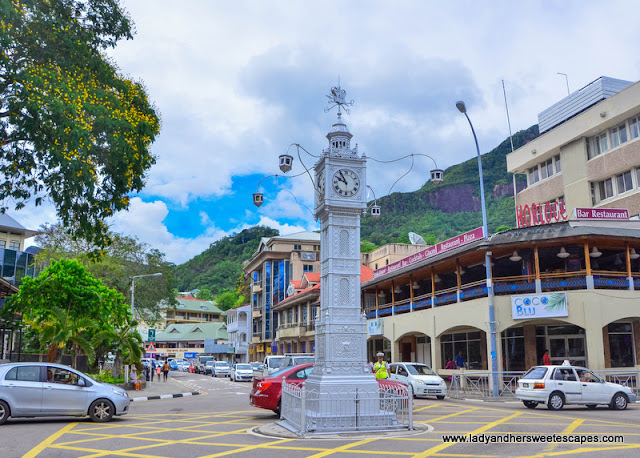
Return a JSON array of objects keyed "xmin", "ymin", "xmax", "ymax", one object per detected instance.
[{"xmin": 332, "ymin": 168, "xmax": 360, "ymax": 197}]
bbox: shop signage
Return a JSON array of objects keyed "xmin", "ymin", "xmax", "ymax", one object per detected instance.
[
  {"xmin": 367, "ymin": 319, "xmax": 384, "ymax": 336},
  {"xmin": 301, "ymin": 252, "xmax": 316, "ymax": 261},
  {"xmin": 516, "ymin": 200, "xmax": 568, "ymax": 228},
  {"xmin": 373, "ymin": 227, "xmax": 484, "ymax": 278},
  {"xmin": 266, "ymin": 346, "xmax": 272, "ymax": 354},
  {"xmin": 257, "ymin": 344, "xmax": 264, "ymax": 352},
  {"xmin": 249, "ymin": 348, "xmax": 255, "ymax": 355},
  {"xmin": 184, "ymin": 352, "xmax": 197, "ymax": 359},
  {"xmin": 575, "ymin": 208, "xmax": 629, "ymax": 220},
  {"xmin": 511, "ymin": 292, "xmax": 568, "ymax": 319}
]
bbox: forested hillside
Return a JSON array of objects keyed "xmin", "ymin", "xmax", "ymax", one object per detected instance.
[
  {"xmin": 173, "ymin": 226, "xmax": 278, "ymax": 292},
  {"xmin": 360, "ymin": 125, "xmax": 539, "ymax": 248}
]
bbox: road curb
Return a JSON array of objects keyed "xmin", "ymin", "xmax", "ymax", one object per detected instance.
[{"xmin": 130, "ymin": 391, "xmax": 200, "ymax": 402}]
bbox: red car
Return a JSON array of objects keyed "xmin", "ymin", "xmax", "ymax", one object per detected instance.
[{"xmin": 249, "ymin": 363, "xmax": 407, "ymax": 414}]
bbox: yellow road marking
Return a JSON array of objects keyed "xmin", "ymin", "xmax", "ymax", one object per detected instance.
[
  {"xmin": 305, "ymin": 438, "xmax": 378, "ymax": 458},
  {"xmin": 412, "ymin": 411, "xmax": 523, "ymax": 458},
  {"xmin": 197, "ymin": 438, "xmax": 295, "ymax": 458},
  {"xmin": 23, "ymin": 422, "xmax": 78, "ymax": 458},
  {"xmin": 543, "ymin": 418, "xmax": 585, "ymax": 453},
  {"xmin": 427, "ymin": 408, "xmax": 479, "ymax": 423},
  {"xmin": 414, "ymin": 403, "xmax": 444, "ymax": 412}
]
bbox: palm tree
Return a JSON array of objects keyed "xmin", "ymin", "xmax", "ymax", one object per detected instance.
[
  {"xmin": 95, "ymin": 319, "xmax": 143, "ymax": 379},
  {"xmin": 34, "ymin": 306, "xmax": 98, "ymax": 368}
]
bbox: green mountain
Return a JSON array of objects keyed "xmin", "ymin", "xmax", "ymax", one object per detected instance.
[
  {"xmin": 173, "ymin": 226, "xmax": 278, "ymax": 292},
  {"xmin": 360, "ymin": 125, "xmax": 539, "ymax": 248}
]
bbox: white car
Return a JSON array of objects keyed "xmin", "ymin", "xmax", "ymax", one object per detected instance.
[
  {"xmin": 515, "ymin": 363, "xmax": 637, "ymax": 410},
  {"xmin": 230, "ymin": 364, "xmax": 253, "ymax": 382},
  {"xmin": 212, "ymin": 361, "xmax": 231, "ymax": 378},
  {"xmin": 388, "ymin": 362, "xmax": 447, "ymax": 399}
]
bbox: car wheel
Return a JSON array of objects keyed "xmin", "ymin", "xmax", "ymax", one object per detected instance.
[
  {"xmin": 523, "ymin": 400, "xmax": 538, "ymax": 409},
  {"xmin": 547, "ymin": 392, "xmax": 565, "ymax": 410},
  {"xmin": 586, "ymin": 404, "xmax": 597, "ymax": 409},
  {"xmin": 274, "ymin": 400, "xmax": 281, "ymax": 416},
  {"xmin": 610, "ymin": 393, "xmax": 628, "ymax": 410},
  {"xmin": 89, "ymin": 399, "xmax": 115, "ymax": 423},
  {"xmin": 0, "ymin": 400, "xmax": 10, "ymax": 425},
  {"xmin": 436, "ymin": 395, "xmax": 446, "ymax": 400}
]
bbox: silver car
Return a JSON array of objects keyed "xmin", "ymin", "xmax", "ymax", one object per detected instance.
[
  {"xmin": 212, "ymin": 361, "xmax": 231, "ymax": 378},
  {"xmin": 0, "ymin": 362, "xmax": 130, "ymax": 424},
  {"xmin": 230, "ymin": 364, "xmax": 253, "ymax": 382}
]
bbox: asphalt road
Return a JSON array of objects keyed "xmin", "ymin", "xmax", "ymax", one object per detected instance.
[{"xmin": 2, "ymin": 372, "xmax": 640, "ymax": 457}]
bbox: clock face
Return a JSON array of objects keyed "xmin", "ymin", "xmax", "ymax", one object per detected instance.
[{"xmin": 332, "ymin": 169, "xmax": 360, "ymax": 197}]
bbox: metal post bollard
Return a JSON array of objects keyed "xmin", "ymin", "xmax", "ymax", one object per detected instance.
[
  {"xmin": 408, "ymin": 386, "xmax": 414, "ymax": 430},
  {"xmin": 300, "ymin": 385, "xmax": 306, "ymax": 436},
  {"xmin": 280, "ymin": 376, "xmax": 286, "ymax": 421}
]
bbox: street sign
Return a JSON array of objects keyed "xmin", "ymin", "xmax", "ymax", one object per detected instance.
[
  {"xmin": 148, "ymin": 329, "xmax": 156, "ymax": 343},
  {"xmin": 146, "ymin": 343, "xmax": 156, "ymax": 353}
]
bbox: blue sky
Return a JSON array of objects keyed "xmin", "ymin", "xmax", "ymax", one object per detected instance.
[{"xmin": 15, "ymin": 0, "xmax": 640, "ymax": 264}]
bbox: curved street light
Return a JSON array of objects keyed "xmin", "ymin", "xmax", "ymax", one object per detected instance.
[{"xmin": 456, "ymin": 100, "xmax": 499, "ymax": 397}]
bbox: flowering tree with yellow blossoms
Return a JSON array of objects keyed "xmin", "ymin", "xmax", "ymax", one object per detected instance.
[{"xmin": 0, "ymin": 0, "xmax": 160, "ymax": 249}]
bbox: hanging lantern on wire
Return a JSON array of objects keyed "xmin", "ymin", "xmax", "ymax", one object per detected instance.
[
  {"xmin": 252, "ymin": 192, "xmax": 264, "ymax": 207},
  {"xmin": 279, "ymin": 154, "xmax": 294, "ymax": 173}
]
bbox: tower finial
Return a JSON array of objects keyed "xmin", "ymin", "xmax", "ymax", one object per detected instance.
[{"xmin": 325, "ymin": 82, "xmax": 354, "ymax": 115}]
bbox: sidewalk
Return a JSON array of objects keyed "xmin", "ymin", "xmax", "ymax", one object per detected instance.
[{"xmin": 128, "ymin": 371, "xmax": 202, "ymax": 402}]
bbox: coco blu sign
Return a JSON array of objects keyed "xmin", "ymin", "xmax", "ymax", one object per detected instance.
[{"xmin": 511, "ymin": 292, "xmax": 568, "ymax": 319}]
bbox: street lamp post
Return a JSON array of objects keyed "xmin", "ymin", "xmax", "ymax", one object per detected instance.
[
  {"xmin": 456, "ymin": 101, "xmax": 500, "ymax": 397},
  {"xmin": 130, "ymin": 273, "xmax": 163, "ymax": 317}
]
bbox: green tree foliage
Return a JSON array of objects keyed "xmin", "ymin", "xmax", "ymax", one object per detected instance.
[
  {"xmin": 173, "ymin": 226, "xmax": 278, "ymax": 293},
  {"xmin": 2, "ymin": 258, "xmax": 133, "ymax": 367},
  {"xmin": 34, "ymin": 306, "xmax": 98, "ymax": 368},
  {"xmin": 196, "ymin": 288, "xmax": 212, "ymax": 301},
  {"xmin": 215, "ymin": 290, "xmax": 245, "ymax": 312},
  {"xmin": 0, "ymin": 1, "xmax": 160, "ymax": 249},
  {"xmin": 361, "ymin": 126, "xmax": 538, "ymax": 246},
  {"xmin": 35, "ymin": 223, "xmax": 176, "ymax": 324}
]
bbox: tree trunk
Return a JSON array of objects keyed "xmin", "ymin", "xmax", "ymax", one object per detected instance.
[
  {"xmin": 47, "ymin": 344, "xmax": 58, "ymax": 363},
  {"xmin": 112, "ymin": 349, "xmax": 123, "ymax": 379}
]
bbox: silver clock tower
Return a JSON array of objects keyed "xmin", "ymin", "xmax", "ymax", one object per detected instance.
[{"xmin": 300, "ymin": 86, "xmax": 394, "ymax": 432}]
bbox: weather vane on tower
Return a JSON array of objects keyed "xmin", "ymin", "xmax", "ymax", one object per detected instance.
[{"xmin": 325, "ymin": 81, "xmax": 354, "ymax": 115}]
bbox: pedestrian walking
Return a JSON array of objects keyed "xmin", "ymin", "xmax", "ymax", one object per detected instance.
[
  {"xmin": 543, "ymin": 349, "xmax": 551, "ymax": 365},
  {"xmin": 151, "ymin": 361, "xmax": 155, "ymax": 381},
  {"xmin": 156, "ymin": 364, "xmax": 161, "ymax": 381},
  {"xmin": 373, "ymin": 352, "xmax": 389, "ymax": 379},
  {"xmin": 163, "ymin": 361, "xmax": 169, "ymax": 382}
]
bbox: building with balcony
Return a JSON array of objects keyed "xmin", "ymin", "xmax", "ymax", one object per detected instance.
[
  {"xmin": 153, "ymin": 322, "xmax": 228, "ymax": 360},
  {"xmin": 273, "ymin": 266, "xmax": 373, "ymax": 356},
  {"xmin": 245, "ymin": 231, "xmax": 320, "ymax": 361},
  {"xmin": 164, "ymin": 296, "xmax": 223, "ymax": 326},
  {"xmin": 223, "ymin": 304, "xmax": 251, "ymax": 363},
  {"xmin": 361, "ymin": 220, "xmax": 640, "ymax": 376},
  {"xmin": 507, "ymin": 76, "xmax": 640, "ymax": 224}
]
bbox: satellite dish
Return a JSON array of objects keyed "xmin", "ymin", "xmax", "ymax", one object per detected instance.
[{"xmin": 408, "ymin": 232, "xmax": 426, "ymax": 245}]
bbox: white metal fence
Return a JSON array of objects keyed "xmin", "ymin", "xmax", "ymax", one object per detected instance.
[
  {"xmin": 449, "ymin": 369, "xmax": 640, "ymax": 400},
  {"xmin": 280, "ymin": 380, "xmax": 413, "ymax": 436}
]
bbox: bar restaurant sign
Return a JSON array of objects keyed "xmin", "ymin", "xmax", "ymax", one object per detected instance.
[
  {"xmin": 373, "ymin": 227, "xmax": 484, "ymax": 278},
  {"xmin": 511, "ymin": 292, "xmax": 568, "ymax": 319}
]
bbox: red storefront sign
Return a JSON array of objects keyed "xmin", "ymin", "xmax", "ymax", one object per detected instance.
[
  {"xmin": 372, "ymin": 227, "xmax": 484, "ymax": 279},
  {"xmin": 575, "ymin": 208, "xmax": 629, "ymax": 220},
  {"xmin": 516, "ymin": 201, "xmax": 568, "ymax": 228}
]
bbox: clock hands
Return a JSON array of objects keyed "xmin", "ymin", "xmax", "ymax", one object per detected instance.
[{"xmin": 338, "ymin": 170, "xmax": 347, "ymax": 184}]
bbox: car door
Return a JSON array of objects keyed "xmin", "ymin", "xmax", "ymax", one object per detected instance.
[
  {"xmin": 553, "ymin": 368, "xmax": 582, "ymax": 404},
  {"xmin": 395, "ymin": 365, "xmax": 410, "ymax": 389},
  {"xmin": 42, "ymin": 367, "xmax": 88, "ymax": 415},
  {"xmin": 387, "ymin": 364, "xmax": 397, "ymax": 381},
  {"xmin": 576, "ymin": 369, "xmax": 608, "ymax": 404},
  {"xmin": 2, "ymin": 365, "xmax": 44, "ymax": 415}
]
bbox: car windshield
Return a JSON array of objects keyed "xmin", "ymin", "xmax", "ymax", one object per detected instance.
[
  {"xmin": 268, "ymin": 357, "xmax": 284, "ymax": 368},
  {"xmin": 236, "ymin": 364, "xmax": 251, "ymax": 370},
  {"xmin": 205, "ymin": 361, "xmax": 215, "ymax": 366},
  {"xmin": 215, "ymin": 362, "xmax": 229, "ymax": 367},
  {"xmin": 406, "ymin": 364, "xmax": 436, "ymax": 376},
  {"xmin": 292, "ymin": 357, "xmax": 314, "ymax": 364},
  {"xmin": 521, "ymin": 367, "xmax": 548, "ymax": 380}
]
